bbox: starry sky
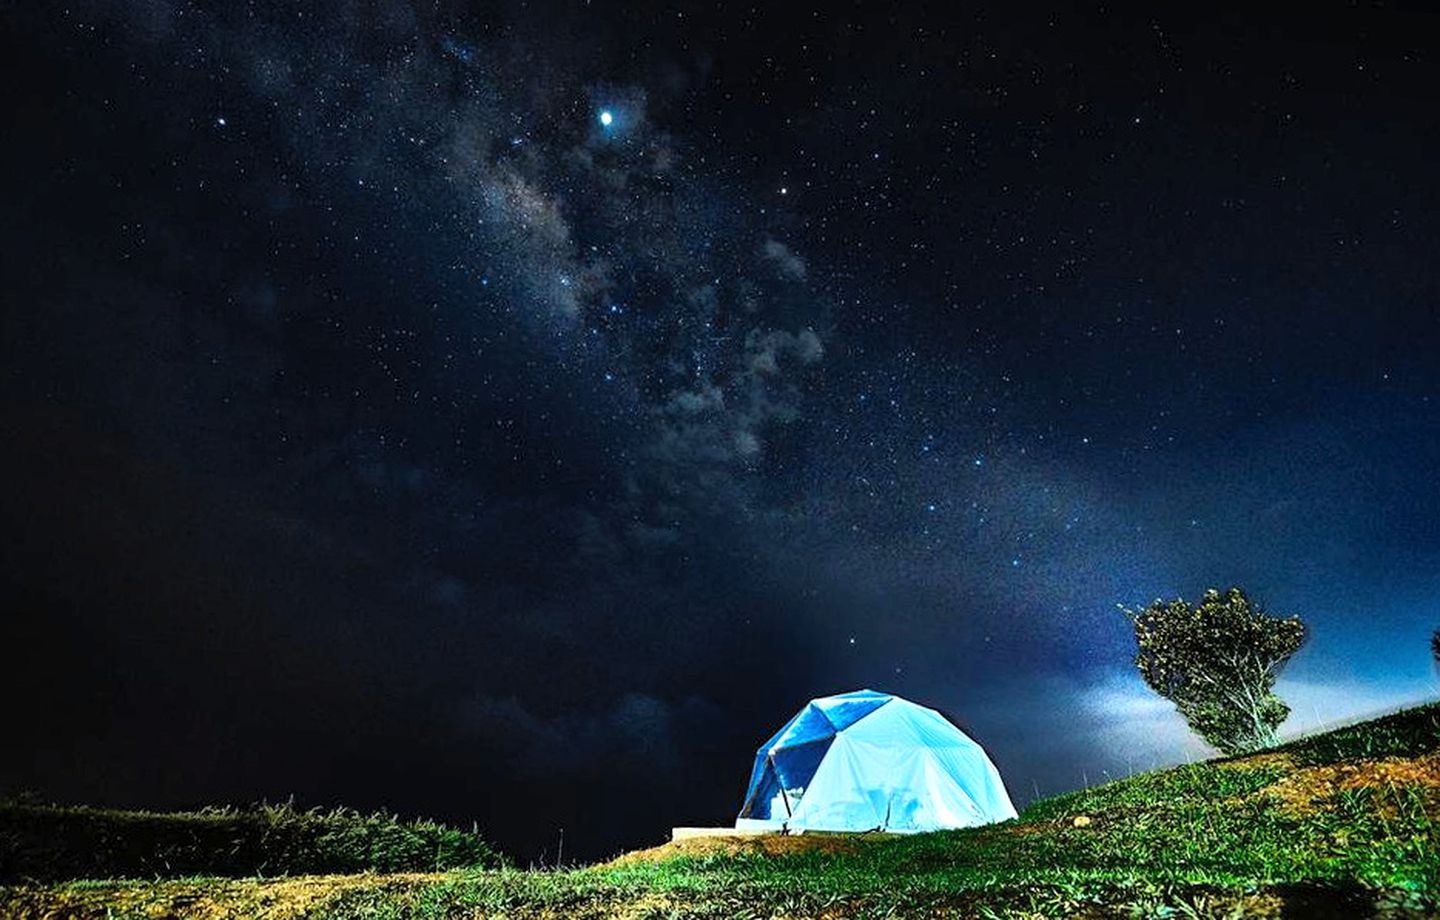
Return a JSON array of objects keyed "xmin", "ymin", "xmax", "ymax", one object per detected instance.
[{"xmin": 3, "ymin": 1, "xmax": 1439, "ymax": 861}]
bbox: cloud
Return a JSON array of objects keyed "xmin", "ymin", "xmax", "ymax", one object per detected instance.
[
  {"xmin": 667, "ymin": 383, "xmax": 726, "ymax": 415},
  {"xmin": 1072, "ymin": 668, "xmax": 1439, "ymax": 765},
  {"xmin": 746, "ymin": 328, "xmax": 824, "ymax": 375},
  {"xmin": 761, "ymin": 238, "xmax": 808, "ymax": 282},
  {"xmin": 944, "ymin": 666, "xmax": 1440, "ymax": 805},
  {"xmin": 649, "ymin": 323, "xmax": 825, "ymax": 482}
]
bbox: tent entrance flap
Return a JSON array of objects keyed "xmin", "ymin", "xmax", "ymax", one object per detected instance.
[{"xmin": 737, "ymin": 736, "xmax": 833, "ymax": 822}]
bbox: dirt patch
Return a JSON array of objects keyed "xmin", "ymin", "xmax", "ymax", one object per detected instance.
[
  {"xmin": 602, "ymin": 832, "xmax": 864, "ymax": 867},
  {"xmin": 1218, "ymin": 751, "xmax": 1295, "ymax": 772},
  {"xmin": 1259, "ymin": 752, "xmax": 1440, "ymax": 813}
]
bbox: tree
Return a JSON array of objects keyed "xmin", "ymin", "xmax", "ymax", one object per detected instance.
[
  {"xmin": 1431, "ymin": 628, "xmax": 1440, "ymax": 669},
  {"xmin": 1123, "ymin": 587, "xmax": 1306, "ymax": 755}
]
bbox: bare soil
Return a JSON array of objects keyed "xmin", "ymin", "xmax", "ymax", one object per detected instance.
[
  {"xmin": 603, "ymin": 831, "xmax": 864, "ymax": 867},
  {"xmin": 1257, "ymin": 751, "xmax": 1440, "ymax": 813}
]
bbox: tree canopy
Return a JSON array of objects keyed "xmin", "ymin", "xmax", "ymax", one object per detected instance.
[{"xmin": 1124, "ymin": 587, "xmax": 1306, "ymax": 755}]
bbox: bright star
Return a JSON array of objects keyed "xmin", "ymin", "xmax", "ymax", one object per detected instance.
[{"xmin": 598, "ymin": 109, "xmax": 613, "ymax": 127}]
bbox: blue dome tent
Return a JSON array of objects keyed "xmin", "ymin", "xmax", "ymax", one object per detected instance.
[{"xmin": 735, "ymin": 689, "xmax": 1017, "ymax": 833}]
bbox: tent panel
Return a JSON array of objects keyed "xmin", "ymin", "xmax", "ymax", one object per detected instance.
[
  {"xmin": 923, "ymin": 743, "xmax": 1017, "ymax": 822},
  {"xmin": 762, "ymin": 702, "xmax": 836, "ymax": 752},
  {"xmin": 884, "ymin": 703, "xmax": 1016, "ymax": 821},
  {"xmin": 842, "ymin": 700, "xmax": 1016, "ymax": 824},
  {"xmin": 811, "ymin": 689, "xmax": 893, "ymax": 732},
  {"xmin": 800, "ymin": 734, "xmax": 990, "ymax": 831},
  {"xmin": 739, "ymin": 738, "xmax": 834, "ymax": 820},
  {"xmin": 736, "ymin": 749, "xmax": 771, "ymax": 819},
  {"xmin": 787, "ymin": 708, "xmax": 950, "ymax": 830},
  {"xmin": 839, "ymin": 699, "xmax": 977, "ymax": 750},
  {"xmin": 771, "ymin": 736, "xmax": 833, "ymax": 799},
  {"xmin": 787, "ymin": 733, "xmax": 889, "ymax": 831},
  {"xmin": 737, "ymin": 758, "xmax": 785, "ymax": 821},
  {"xmin": 889, "ymin": 745, "xmax": 986, "ymax": 830}
]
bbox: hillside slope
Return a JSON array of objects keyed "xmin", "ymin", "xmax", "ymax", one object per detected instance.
[{"xmin": 4, "ymin": 703, "xmax": 1437, "ymax": 919}]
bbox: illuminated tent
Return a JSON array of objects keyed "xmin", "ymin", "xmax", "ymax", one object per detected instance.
[{"xmin": 735, "ymin": 689, "xmax": 1017, "ymax": 833}]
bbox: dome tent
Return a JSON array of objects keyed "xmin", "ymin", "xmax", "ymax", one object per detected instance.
[{"xmin": 735, "ymin": 689, "xmax": 1017, "ymax": 833}]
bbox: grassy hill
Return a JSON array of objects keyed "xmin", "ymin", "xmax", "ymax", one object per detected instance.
[{"xmin": 3, "ymin": 702, "xmax": 1437, "ymax": 919}]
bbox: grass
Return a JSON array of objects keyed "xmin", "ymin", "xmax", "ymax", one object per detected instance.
[
  {"xmin": 1276, "ymin": 701, "xmax": 1440, "ymax": 766},
  {"xmin": 3, "ymin": 702, "xmax": 1438, "ymax": 918},
  {"xmin": 0, "ymin": 800, "xmax": 502, "ymax": 883}
]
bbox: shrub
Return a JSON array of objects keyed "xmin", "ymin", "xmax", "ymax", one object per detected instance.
[{"xmin": 0, "ymin": 799, "xmax": 503, "ymax": 882}]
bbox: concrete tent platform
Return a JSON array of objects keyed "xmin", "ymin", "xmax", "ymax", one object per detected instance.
[{"xmin": 670, "ymin": 826, "xmax": 772, "ymax": 841}]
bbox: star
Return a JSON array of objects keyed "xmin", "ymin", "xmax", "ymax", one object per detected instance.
[{"xmin": 598, "ymin": 109, "xmax": 613, "ymax": 127}]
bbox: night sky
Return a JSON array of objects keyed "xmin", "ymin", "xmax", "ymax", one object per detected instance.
[{"xmin": 4, "ymin": 1, "xmax": 1440, "ymax": 862}]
